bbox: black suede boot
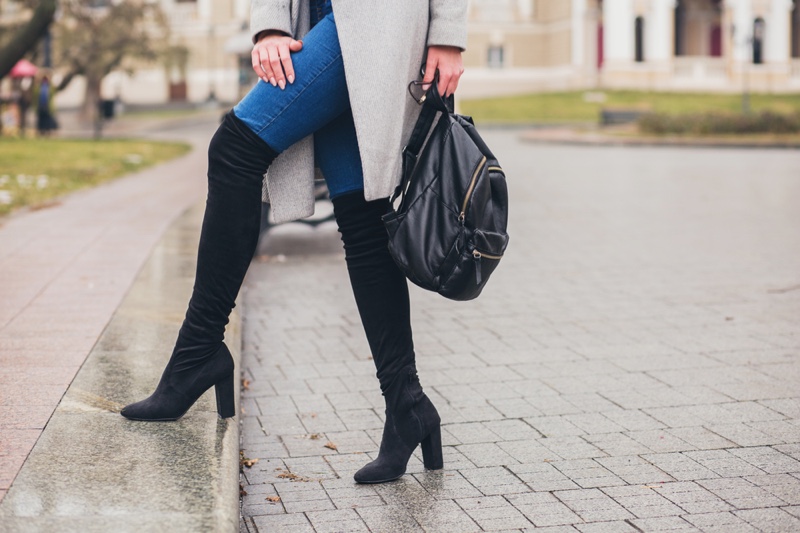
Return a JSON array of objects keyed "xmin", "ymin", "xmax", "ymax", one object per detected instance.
[
  {"xmin": 121, "ymin": 112, "xmax": 279, "ymax": 421},
  {"xmin": 331, "ymin": 192, "xmax": 443, "ymax": 483}
]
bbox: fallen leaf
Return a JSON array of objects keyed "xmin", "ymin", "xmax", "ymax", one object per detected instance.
[
  {"xmin": 308, "ymin": 433, "xmax": 322, "ymax": 440},
  {"xmin": 275, "ymin": 468, "xmax": 312, "ymax": 482},
  {"xmin": 324, "ymin": 441, "xmax": 338, "ymax": 451},
  {"xmin": 266, "ymin": 495, "xmax": 281, "ymax": 503},
  {"xmin": 241, "ymin": 378, "xmax": 251, "ymax": 390},
  {"xmin": 239, "ymin": 451, "xmax": 259, "ymax": 468}
]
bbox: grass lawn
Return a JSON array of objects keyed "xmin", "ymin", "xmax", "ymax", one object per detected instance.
[
  {"xmin": 460, "ymin": 90, "xmax": 800, "ymax": 124},
  {"xmin": 0, "ymin": 138, "xmax": 191, "ymax": 216}
]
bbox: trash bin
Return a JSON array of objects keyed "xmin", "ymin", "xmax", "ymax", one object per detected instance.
[{"xmin": 99, "ymin": 99, "xmax": 115, "ymax": 119}]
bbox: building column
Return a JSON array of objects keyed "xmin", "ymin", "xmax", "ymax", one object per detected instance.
[
  {"xmin": 604, "ymin": 0, "xmax": 635, "ymax": 64},
  {"xmin": 728, "ymin": 0, "xmax": 753, "ymax": 63},
  {"xmin": 649, "ymin": 0, "xmax": 678, "ymax": 63},
  {"xmin": 765, "ymin": 0, "xmax": 793, "ymax": 63}
]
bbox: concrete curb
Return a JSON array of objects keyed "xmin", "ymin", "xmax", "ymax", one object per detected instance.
[
  {"xmin": 0, "ymin": 203, "xmax": 241, "ymax": 533},
  {"xmin": 520, "ymin": 128, "xmax": 800, "ymax": 150}
]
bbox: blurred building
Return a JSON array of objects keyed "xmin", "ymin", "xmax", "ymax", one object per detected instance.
[
  {"xmin": 3, "ymin": 0, "xmax": 799, "ymax": 106},
  {"xmin": 463, "ymin": 0, "xmax": 800, "ymax": 97}
]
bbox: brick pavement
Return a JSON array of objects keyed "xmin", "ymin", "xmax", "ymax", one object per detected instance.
[
  {"xmin": 0, "ymin": 120, "xmax": 214, "ymax": 502},
  {"xmin": 239, "ymin": 133, "xmax": 800, "ymax": 532}
]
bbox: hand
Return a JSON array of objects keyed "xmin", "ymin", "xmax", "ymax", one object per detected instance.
[
  {"xmin": 252, "ymin": 31, "xmax": 304, "ymax": 89},
  {"xmin": 422, "ymin": 45, "xmax": 464, "ymax": 98}
]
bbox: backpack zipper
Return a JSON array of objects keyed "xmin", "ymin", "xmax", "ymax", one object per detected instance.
[
  {"xmin": 459, "ymin": 156, "xmax": 487, "ymax": 223},
  {"xmin": 472, "ymin": 249, "xmax": 503, "ymax": 286}
]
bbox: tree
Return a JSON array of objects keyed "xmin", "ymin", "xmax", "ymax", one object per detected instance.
[
  {"xmin": 0, "ymin": 0, "xmax": 57, "ymax": 79},
  {"xmin": 54, "ymin": 0, "xmax": 168, "ymax": 125}
]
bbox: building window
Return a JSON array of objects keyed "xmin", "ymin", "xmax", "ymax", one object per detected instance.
[
  {"xmin": 488, "ymin": 45, "xmax": 504, "ymax": 68},
  {"xmin": 753, "ymin": 18, "xmax": 765, "ymax": 64},
  {"xmin": 792, "ymin": 0, "xmax": 800, "ymax": 58},
  {"xmin": 635, "ymin": 16, "xmax": 645, "ymax": 62},
  {"xmin": 674, "ymin": 0, "xmax": 685, "ymax": 56}
]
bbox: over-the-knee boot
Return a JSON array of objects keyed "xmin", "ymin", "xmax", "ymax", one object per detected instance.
[
  {"xmin": 121, "ymin": 112, "xmax": 279, "ymax": 421},
  {"xmin": 331, "ymin": 192, "xmax": 443, "ymax": 483}
]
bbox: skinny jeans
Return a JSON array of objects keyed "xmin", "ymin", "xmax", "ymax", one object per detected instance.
[{"xmin": 233, "ymin": 0, "xmax": 364, "ymax": 198}]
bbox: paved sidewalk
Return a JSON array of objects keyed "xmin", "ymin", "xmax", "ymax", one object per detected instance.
[
  {"xmin": 239, "ymin": 133, "xmax": 800, "ymax": 532},
  {"xmin": 0, "ymin": 118, "xmax": 215, "ymax": 502}
]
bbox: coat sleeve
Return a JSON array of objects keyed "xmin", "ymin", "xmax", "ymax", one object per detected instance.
[
  {"xmin": 427, "ymin": 0, "xmax": 468, "ymax": 50},
  {"xmin": 250, "ymin": 0, "xmax": 293, "ymax": 42}
]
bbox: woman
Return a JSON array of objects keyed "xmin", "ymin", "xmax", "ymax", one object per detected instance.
[
  {"xmin": 121, "ymin": 0, "xmax": 467, "ymax": 485},
  {"xmin": 33, "ymin": 75, "xmax": 58, "ymax": 136}
]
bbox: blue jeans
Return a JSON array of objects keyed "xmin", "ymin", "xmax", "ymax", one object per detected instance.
[{"xmin": 233, "ymin": 0, "xmax": 363, "ymax": 199}]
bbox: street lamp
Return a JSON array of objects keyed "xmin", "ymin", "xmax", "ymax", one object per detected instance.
[{"xmin": 731, "ymin": 23, "xmax": 752, "ymax": 114}]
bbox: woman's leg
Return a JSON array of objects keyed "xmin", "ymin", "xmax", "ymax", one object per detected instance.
[
  {"xmin": 315, "ymin": 112, "xmax": 443, "ymax": 483},
  {"xmin": 121, "ymin": 10, "xmax": 351, "ymax": 421}
]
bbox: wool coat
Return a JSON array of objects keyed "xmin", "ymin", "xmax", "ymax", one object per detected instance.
[{"xmin": 249, "ymin": 0, "xmax": 467, "ymax": 223}]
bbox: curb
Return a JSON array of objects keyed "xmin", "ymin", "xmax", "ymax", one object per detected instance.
[
  {"xmin": 519, "ymin": 128, "xmax": 800, "ymax": 149},
  {"xmin": 0, "ymin": 202, "xmax": 241, "ymax": 533}
]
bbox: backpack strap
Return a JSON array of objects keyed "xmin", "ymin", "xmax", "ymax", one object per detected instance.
[{"xmin": 392, "ymin": 76, "xmax": 454, "ymax": 204}]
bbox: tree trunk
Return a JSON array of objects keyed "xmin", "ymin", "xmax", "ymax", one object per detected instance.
[
  {"xmin": 82, "ymin": 75, "xmax": 102, "ymax": 136},
  {"xmin": 0, "ymin": 0, "xmax": 58, "ymax": 79}
]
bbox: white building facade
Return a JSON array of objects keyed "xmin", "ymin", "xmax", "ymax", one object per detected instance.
[{"xmin": 464, "ymin": 0, "xmax": 800, "ymax": 96}]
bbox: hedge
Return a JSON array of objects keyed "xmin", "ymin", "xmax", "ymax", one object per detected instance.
[{"xmin": 638, "ymin": 111, "xmax": 800, "ymax": 135}]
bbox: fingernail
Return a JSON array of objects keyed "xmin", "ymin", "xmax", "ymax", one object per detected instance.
[
  {"xmin": 278, "ymin": 79, "xmax": 286, "ymax": 90},
  {"xmin": 288, "ymin": 74, "xmax": 294, "ymax": 84},
  {"xmin": 270, "ymin": 77, "xmax": 277, "ymax": 87}
]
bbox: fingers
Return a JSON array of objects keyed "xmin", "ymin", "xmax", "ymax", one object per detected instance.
[
  {"xmin": 267, "ymin": 45, "xmax": 286, "ymax": 89},
  {"xmin": 251, "ymin": 48, "xmax": 271, "ymax": 85},
  {"xmin": 251, "ymin": 36, "xmax": 303, "ymax": 89},
  {"xmin": 437, "ymin": 66, "xmax": 464, "ymax": 97},
  {"xmin": 421, "ymin": 56, "xmax": 438, "ymax": 91},
  {"xmin": 422, "ymin": 47, "xmax": 464, "ymax": 97}
]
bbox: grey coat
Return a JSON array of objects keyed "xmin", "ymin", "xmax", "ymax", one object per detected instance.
[{"xmin": 249, "ymin": 0, "xmax": 467, "ymax": 223}]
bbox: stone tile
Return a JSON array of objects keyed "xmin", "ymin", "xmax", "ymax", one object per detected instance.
[
  {"xmin": 414, "ymin": 470, "xmax": 483, "ymax": 500},
  {"xmin": 497, "ymin": 440, "xmax": 560, "ymax": 463},
  {"xmin": 664, "ymin": 427, "xmax": 735, "ymax": 451},
  {"xmin": 653, "ymin": 481, "xmax": 734, "ymax": 514},
  {"xmin": 594, "ymin": 456, "xmax": 673, "ymax": 485},
  {"xmin": 641, "ymin": 452, "xmax": 718, "ymax": 482},
  {"xmin": 508, "ymin": 492, "xmax": 583, "ymax": 527},
  {"xmin": 553, "ymin": 488, "xmax": 634, "ymax": 522},
  {"xmin": 508, "ymin": 462, "xmax": 580, "ymax": 492},
  {"xmin": 456, "ymin": 443, "xmax": 519, "ymax": 467},
  {"xmin": 697, "ymin": 478, "xmax": 787, "ymax": 509},
  {"xmin": 744, "ymin": 474, "xmax": 800, "ymax": 505},
  {"xmin": 524, "ymin": 416, "xmax": 585, "ymax": 437},
  {"xmin": 539, "ymin": 437, "xmax": 606, "ymax": 460},
  {"xmin": 682, "ymin": 511, "xmax": 758, "ymax": 532},
  {"xmin": 729, "ymin": 446, "xmax": 800, "ymax": 474},
  {"xmin": 574, "ymin": 522, "xmax": 639, "ymax": 533},
  {"xmin": 627, "ymin": 516, "xmax": 697, "ymax": 531},
  {"xmin": 252, "ymin": 513, "xmax": 315, "ymax": 533},
  {"xmin": 550, "ymin": 459, "xmax": 626, "ymax": 489},
  {"xmin": 446, "ymin": 422, "xmax": 501, "ymax": 444},
  {"xmin": 306, "ymin": 509, "xmax": 369, "ymax": 533},
  {"xmin": 734, "ymin": 507, "xmax": 800, "ymax": 532},
  {"xmin": 355, "ymin": 504, "xmax": 421, "ymax": 532},
  {"xmin": 683, "ymin": 450, "xmax": 765, "ymax": 478}
]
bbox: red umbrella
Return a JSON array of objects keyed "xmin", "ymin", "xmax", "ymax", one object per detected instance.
[{"xmin": 10, "ymin": 59, "xmax": 38, "ymax": 78}]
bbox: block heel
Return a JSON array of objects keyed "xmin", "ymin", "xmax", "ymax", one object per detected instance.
[
  {"xmin": 215, "ymin": 372, "xmax": 236, "ymax": 419},
  {"xmin": 420, "ymin": 425, "xmax": 443, "ymax": 470}
]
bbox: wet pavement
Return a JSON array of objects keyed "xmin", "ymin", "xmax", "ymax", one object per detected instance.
[
  {"xmin": 239, "ymin": 133, "xmax": 800, "ymax": 532},
  {"xmin": 0, "ymin": 117, "xmax": 243, "ymax": 531}
]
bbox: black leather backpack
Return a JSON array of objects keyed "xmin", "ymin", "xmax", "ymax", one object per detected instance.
[{"xmin": 382, "ymin": 78, "xmax": 509, "ymax": 301}]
